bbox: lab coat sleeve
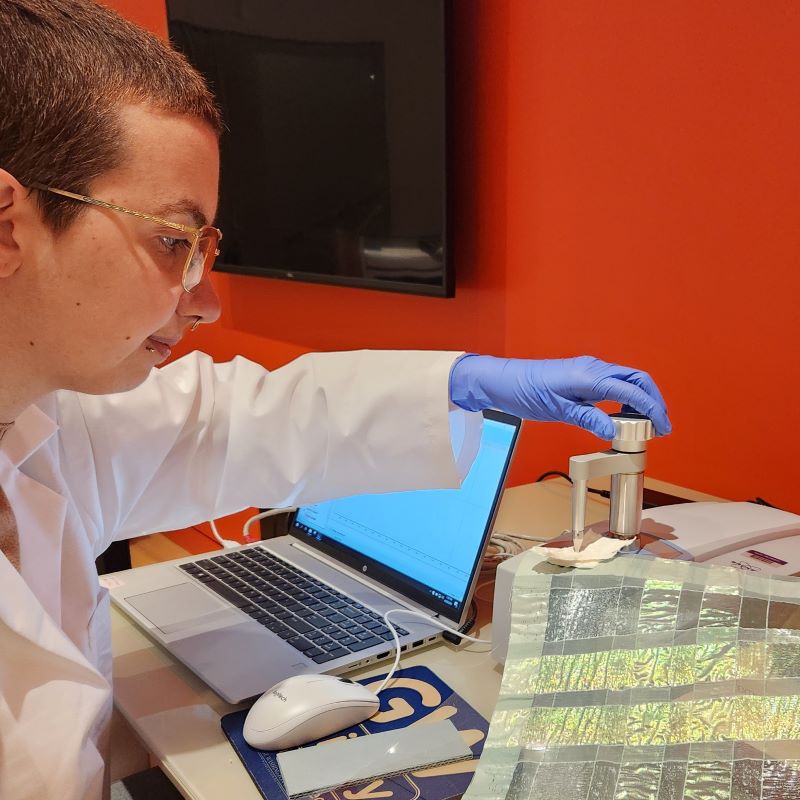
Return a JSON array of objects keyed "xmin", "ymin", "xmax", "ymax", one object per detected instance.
[{"xmin": 54, "ymin": 350, "xmax": 481, "ymax": 550}]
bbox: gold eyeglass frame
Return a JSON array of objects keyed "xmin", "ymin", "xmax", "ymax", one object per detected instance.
[{"xmin": 29, "ymin": 183, "xmax": 222, "ymax": 292}]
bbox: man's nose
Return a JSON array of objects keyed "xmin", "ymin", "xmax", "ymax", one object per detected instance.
[{"xmin": 178, "ymin": 274, "xmax": 222, "ymax": 326}]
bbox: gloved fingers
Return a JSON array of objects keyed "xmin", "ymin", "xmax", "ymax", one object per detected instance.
[
  {"xmin": 599, "ymin": 364, "xmax": 668, "ymax": 410},
  {"xmin": 593, "ymin": 377, "xmax": 672, "ymax": 436},
  {"xmin": 563, "ymin": 403, "xmax": 616, "ymax": 440}
]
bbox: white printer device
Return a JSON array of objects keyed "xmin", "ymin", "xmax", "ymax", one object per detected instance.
[{"xmin": 492, "ymin": 413, "xmax": 800, "ymax": 663}]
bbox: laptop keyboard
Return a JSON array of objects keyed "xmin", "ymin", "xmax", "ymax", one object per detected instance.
[{"xmin": 179, "ymin": 547, "xmax": 409, "ymax": 664}]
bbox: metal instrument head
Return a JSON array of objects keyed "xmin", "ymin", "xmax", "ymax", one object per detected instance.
[{"xmin": 610, "ymin": 412, "xmax": 654, "ymax": 454}]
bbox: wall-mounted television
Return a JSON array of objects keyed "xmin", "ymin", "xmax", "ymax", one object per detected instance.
[{"xmin": 167, "ymin": 0, "xmax": 453, "ymax": 297}]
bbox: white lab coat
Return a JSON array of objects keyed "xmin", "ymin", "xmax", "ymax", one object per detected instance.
[{"xmin": 0, "ymin": 349, "xmax": 479, "ymax": 800}]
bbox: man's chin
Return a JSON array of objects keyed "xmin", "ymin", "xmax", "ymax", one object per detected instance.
[{"xmin": 64, "ymin": 363, "xmax": 156, "ymax": 396}]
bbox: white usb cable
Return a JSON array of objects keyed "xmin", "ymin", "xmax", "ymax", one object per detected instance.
[
  {"xmin": 206, "ymin": 507, "xmax": 298, "ymax": 549},
  {"xmin": 374, "ymin": 608, "xmax": 492, "ymax": 694}
]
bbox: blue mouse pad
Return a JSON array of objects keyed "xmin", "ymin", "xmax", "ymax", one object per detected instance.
[{"xmin": 221, "ymin": 665, "xmax": 488, "ymax": 800}]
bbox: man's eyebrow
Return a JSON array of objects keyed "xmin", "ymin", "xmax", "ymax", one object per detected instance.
[{"xmin": 151, "ymin": 199, "xmax": 209, "ymax": 228}]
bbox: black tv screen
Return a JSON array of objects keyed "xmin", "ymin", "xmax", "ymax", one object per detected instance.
[{"xmin": 166, "ymin": 0, "xmax": 452, "ymax": 297}]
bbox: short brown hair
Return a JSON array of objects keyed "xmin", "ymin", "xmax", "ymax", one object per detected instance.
[{"xmin": 0, "ymin": 0, "xmax": 222, "ymax": 231}]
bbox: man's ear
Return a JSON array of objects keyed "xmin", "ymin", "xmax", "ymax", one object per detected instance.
[{"xmin": 0, "ymin": 169, "xmax": 29, "ymax": 278}]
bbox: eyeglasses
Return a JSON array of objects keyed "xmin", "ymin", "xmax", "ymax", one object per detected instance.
[{"xmin": 30, "ymin": 183, "xmax": 222, "ymax": 292}]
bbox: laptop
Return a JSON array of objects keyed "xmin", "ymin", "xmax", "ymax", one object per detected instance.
[{"xmin": 109, "ymin": 409, "xmax": 521, "ymax": 703}]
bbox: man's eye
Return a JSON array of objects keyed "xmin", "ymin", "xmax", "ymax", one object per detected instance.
[{"xmin": 158, "ymin": 235, "xmax": 191, "ymax": 254}]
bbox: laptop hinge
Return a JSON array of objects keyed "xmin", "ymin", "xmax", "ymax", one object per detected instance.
[{"xmin": 288, "ymin": 539, "xmax": 449, "ymax": 623}]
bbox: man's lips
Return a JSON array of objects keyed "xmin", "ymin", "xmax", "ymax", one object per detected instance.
[{"xmin": 145, "ymin": 336, "xmax": 179, "ymax": 359}]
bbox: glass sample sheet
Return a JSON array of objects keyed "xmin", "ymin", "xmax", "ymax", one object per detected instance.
[{"xmin": 465, "ymin": 556, "xmax": 800, "ymax": 800}]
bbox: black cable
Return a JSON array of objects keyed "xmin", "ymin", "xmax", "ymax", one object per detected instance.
[
  {"xmin": 538, "ymin": 469, "xmax": 783, "ymax": 511},
  {"xmin": 748, "ymin": 497, "xmax": 781, "ymax": 509},
  {"xmin": 535, "ymin": 470, "xmax": 571, "ymax": 483},
  {"xmin": 535, "ymin": 469, "xmax": 610, "ymax": 498},
  {"xmin": 463, "ymin": 599, "xmax": 478, "ymax": 635},
  {"xmin": 442, "ymin": 599, "xmax": 478, "ymax": 644}
]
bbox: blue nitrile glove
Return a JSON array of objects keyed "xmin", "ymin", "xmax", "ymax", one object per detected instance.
[{"xmin": 449, "ymin": 354, "xmax": 671, "ymax": 440}]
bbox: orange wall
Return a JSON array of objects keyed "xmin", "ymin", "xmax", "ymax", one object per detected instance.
[
  {"xmin": 500, "ymin": 2, "xmax": 800, "ymax": 513},
  {"xmin": 109, "ymin": 1, "xmax": 800, "ymax": 512}
]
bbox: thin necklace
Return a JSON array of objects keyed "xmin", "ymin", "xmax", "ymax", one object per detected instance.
[{"xmin": 0, "ymin": 421, "xmax": 14, "ymax": 445}]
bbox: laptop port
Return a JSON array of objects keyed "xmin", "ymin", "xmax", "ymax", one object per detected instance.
[{"xmin": 376, "ymin": 651, "xmax": 390, "ymax": 659}]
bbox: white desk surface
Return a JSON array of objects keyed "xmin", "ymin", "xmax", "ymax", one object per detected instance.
[{"xmin": 110, "ymin": 477, "xmax": 724, "ymax": 799}]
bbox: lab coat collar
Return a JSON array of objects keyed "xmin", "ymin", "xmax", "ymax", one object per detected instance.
[
  {"xmin": 2, "ymin": 402, "xmax": 59, "ymax": 467},
  {"xmin": 0, "ymin": 401, "xmax": 65, "ymax": 625}
]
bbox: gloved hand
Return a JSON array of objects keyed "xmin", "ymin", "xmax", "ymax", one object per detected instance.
[{"xmin": 449, "ymin": 354, "xmax": 671, "ymax": 440}]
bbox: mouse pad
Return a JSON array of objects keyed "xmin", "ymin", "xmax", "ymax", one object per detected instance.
[{"xmin": 221, "ymin": 665, "xmax": 489, "ymax": 800}]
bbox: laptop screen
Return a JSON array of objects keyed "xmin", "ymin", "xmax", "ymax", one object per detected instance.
[{"xmin": 291, "ymin": 410, "xmax": 521, "ymax": 623}]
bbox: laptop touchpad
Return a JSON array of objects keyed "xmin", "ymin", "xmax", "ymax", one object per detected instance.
[{"xmin": 125, "ymin": 583, "xmax": 237, "ymax": 634}]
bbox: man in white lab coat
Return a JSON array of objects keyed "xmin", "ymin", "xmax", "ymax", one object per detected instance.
[{"xmin": 0, "ymin": 2, "xmax": 671, "ymax": 798}]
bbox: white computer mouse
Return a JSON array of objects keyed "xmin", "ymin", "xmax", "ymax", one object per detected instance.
[{"xmin": 242, "ymin": 673, "xmax": 381, "ymax": 751}]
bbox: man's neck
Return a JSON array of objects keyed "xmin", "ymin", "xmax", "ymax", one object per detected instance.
[
  {"xmin": 0, "ymin": 328, "xmax": 51, "ymax": 422},
  {"xmin": 0, "ymin": 387, "xmax": 40, "ymax": 424}
]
